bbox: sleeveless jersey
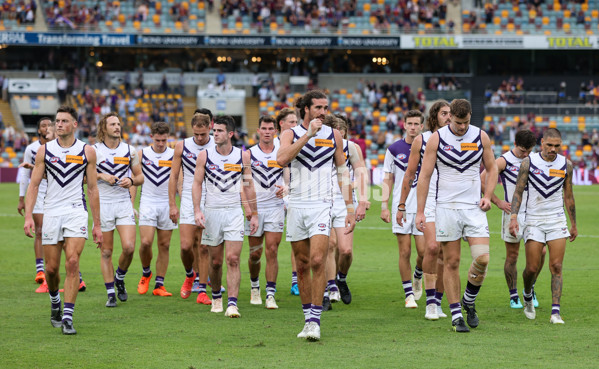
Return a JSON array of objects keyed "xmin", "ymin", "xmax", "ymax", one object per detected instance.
[
  {"xmin": 332, "ymin": 139, "xmax": 355, "ymax": 202},
  {"xmin": 204, "ymin": 146, "xmax": 243, "ymax": 208},
  {"xmin": 43, "ymin": 138, "xmax": 88, "ymax": 216},
  {"xmin": 249, "ymin": 143, "xmax": 284, "ymax": 210},
  {"xmin": 140, "ymin": 146, "xmax": 174, "ymax": 205},
  {"xmin": 420, "ymin": 131, "xmax": 438, "ymax": 207},
  {"xmin": 288, "ymin": 124, "xmax": 336, "ymax": 207},
  {"xmin": 500, "ymin": 150, "xmax": 528, "ymax": 212},
  {"xmin": 181, "ymin": 136, "xmax": 215, "ymax": 203},
  {"xmin": 525, "ymin": 152, "xmax": 567, "ymax": 219},
  {"xmin": 94, "ymin": 141, "xmax": 135, "ymax": 203},
  {"xmin": 384, "ymin": 139, "xmax": 416, "ymax": 212},
  {"xmin": 20, "ymin": 140, "xmax": 47, "ymax": 197},
  {"xmin": 435, "ymin": 125, "xmax": 483, "ymax": 209}
]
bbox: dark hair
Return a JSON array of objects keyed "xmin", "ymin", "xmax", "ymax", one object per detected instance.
[
  {"xmin": 275, "ymin": 107, "xmax": 296, "ymax": 132},
  {"xmin": 405, "ymin": 109, "xmax": 424, "ymax": 124},
  {"xmin": 191, "ymin": 113, "xmax": 210, "ymax": 128},
  {"xmin": 426, "ymin": 100, "xmax": 450, "ymax": 132},
  {"xmin": 56, "ymin": 105, "xmax": 78, "ymax": 121},
  {"xmin": 295, "ymin": 90, "xmax": 327, "ymax": 120},
  {"xmin": 194, "ymin": 108, "xmax": 213, "ymax": 121},
  {"xmin": 37, "ymin": 117, "xmax": 52, "ymax": 136},
  {"xmin": 96, "ymin": 112, "xmax": 122, "ymax": 143},
  {"xmin": 151, "ymin": 121, "xmax": 170, "ymax": 135},
  {"xmin": 543, "ymin": 128, "xmax": 562, "ymax": 140},
  {"xmin": 450, "ymin": 99, "xmax": 472, "ymax": 119},
  {"xmin": 213, "ymin": 115, "xmax": 236, "ymax": 133},
  {"xmin": 258, "ymin": 115, "xmax": 276, "ymax": 128},
  {"xmin": 334, "ymin": 113, "xmax": 353, "ymax": 132},
  {"xmin": 514, "ymin": 129, "xmax": 536, "ymax": 149}
]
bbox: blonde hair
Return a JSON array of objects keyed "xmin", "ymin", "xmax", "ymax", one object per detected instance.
[{"xmin": 96, "ymin": 112, "xmax": 122, "ymax": 143}]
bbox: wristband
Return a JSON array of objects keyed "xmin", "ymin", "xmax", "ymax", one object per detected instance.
[
  {"xmin": 127, "ymin": 177, "xmax": 133, "ymax": 186},
  {"xmin": 251, "ymin": 211, "xmax": 258, "ymax": 216},
  {"xmin": 398, "ymin": 203, "xmax": 405, "ymax": 207},
  {"xmin": 510, "ymin": 214, "xmax": 517, "ymax": 219},
  {"xmin": 397, "ymin": 207, "xmax": 406, "ymax": 212},
  {"xmin": 346, "ymin": 204, "xmax": 355, "ymax": 213}
]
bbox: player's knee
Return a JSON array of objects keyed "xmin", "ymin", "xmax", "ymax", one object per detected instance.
[
  {"xmin": 505, "ymin": 252, "xmax": 518, "ymax": 265},
  {"xmin": 64, "ymin": 256, "xmax": 79, "ymax": 275},
  {"xmin": 475, "ymin": 253, "xmax": 490, "ymax": 268},
  {"xmin": 265, "ymin": 244, "xmax": 278, "ymax": 259},
  {"xmin": 226, "ymin": 254, "xmax": 240, "ymax": 268},
  {"xmin": 425, "ymin": 241, "xmax": 439, "ymax": 256},
  {"xmin": 45, "ymin": 263, "xmax": 59, "ymax": 277},
  {"xmin": 210, "ymin": 258, "xmax": 223, "ymax": 270},
  {"xmin": 157, "ymin": 242, "xmax": 170, "ymax": 252},
  {"xmin": 549, "ymin": 262, "xmax": 562, "ymax": 275},
  {"xmin": 310, "ymin": 254, "xmax": 325, "ymax": 268},
  {"xmin": 524, "ymin": 264, "xmax": 538, "ymax": 276},
  {"xmin": 101, "ymin": 248, "xmax": 113, "ymax": 259}
]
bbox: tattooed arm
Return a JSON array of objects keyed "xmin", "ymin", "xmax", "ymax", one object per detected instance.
[
  {"xmin": 509, "ymin": 157, "xmax": 530, "ymax": 237},
  {"xmin": 563, "ymin": 159, "xmax": 577, "ymax": 242}
]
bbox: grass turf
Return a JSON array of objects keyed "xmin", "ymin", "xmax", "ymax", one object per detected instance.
[{"xmin": 0, "ymin": 183, "xmax": 597, "ymax": 368}]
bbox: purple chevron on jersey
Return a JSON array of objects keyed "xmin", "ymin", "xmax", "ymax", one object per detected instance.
[
  {"xmin": 250, "ymin": 152, "xmax": 283, "ymax": 189},
  {"xmin": 387, "ymin": 139, "xmax": 411, "ymax": 173},
  {"xmin": 204, "ymin": 156, "xmax": 243, "ymax": 192},
  {"xmin": 141, "ymin": 152, "xmax": 173, "ymax": 187},
  {"xmin": 44, "ymin": 148, "xmax": 88, "ymax": 188},
  {"xmin": 293, "ymin": 129, "xmax": 336, "ymax": 171},
  {"xmin": 436, "ymin": 135, "xmax": 483, "ymax": 173},
  {"xmin": 527, "ymin": 161, "xmax": 567, "ymax": 198}
]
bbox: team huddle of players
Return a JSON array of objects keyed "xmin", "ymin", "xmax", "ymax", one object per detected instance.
[{"xmin": 20, "ymin": 92, "xmax": 576, "ymax": 339}]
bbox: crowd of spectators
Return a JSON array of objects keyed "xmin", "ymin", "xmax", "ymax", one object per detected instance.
[
  {"xmin": 221, "ymin": 0, "xmax": 451, "ymax": 33},
  {"xmin": 485, "ymin": 76, "xmax": 525, "ymax": 106},
  {"xmin": 1, "ymin": 0, "xmax": 36, "ymax": 24},
  {"xmin": 579, "ymin": 80, "xmax": 599, "ymax": 105},
  {"xmin": 426, "ymin": 76, "xmax": 461, "ymax": 91}
]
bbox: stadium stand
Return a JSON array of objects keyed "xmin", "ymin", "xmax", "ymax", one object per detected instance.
[
  {"xmin": 0, "ymin": 0, "xmax": 37, "ymax": 31},
  {"xmin": 464, "ymin": 0, "xmax": 599, "ymax": 35},
  {"xmin": 43, "ymin": 0, "xmax": 207, "ymax": 34}
]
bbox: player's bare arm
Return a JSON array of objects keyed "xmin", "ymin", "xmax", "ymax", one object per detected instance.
[
  {"xmin": 564, "ymin": 159, "xmax": 577, "ymax": 242},
  {"xmin": 242, "ymin": 150, "xmax": 259, "ymax": 235},
  {"xmin": 168, "ymin": 140, "xmax": 184, "ymax": 223},
  {"xmin": 480, "ymin": 131, "xmax": 498, "ymax": 212},
  {"xmin": 84, "ymin": 145, "xmax": 103, "ymax": 247},
  {"xmin": 415, "ymin": 132, "xmax": 439, "ymax": 231},
  {"xmin": 23, "ymin": 146, "xmax": 46, "ymax": 237},
  {"xmin": 509, "ymin": 157, "xmax": 530, "ymax": 237},
  {"xmin": 380, "ymin": 173, "xmax": 394, "ymax": 224},
  {"xmin": 276, "ymin": 118, "xmax": 321, "ymax": 166},
  {"xmin": 482, "ymin": 156, "xmax": 509, "ymax": 213},
  {"xmin": 191, "ymin": 150, "xmax": 207, "ymax": 228}
]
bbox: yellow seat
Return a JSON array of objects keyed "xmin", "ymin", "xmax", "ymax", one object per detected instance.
[
  {"xmin": 370, "ymin": 159, "xmax": 378, "ymax": 166},
  {"xmin": 542, "ymin": 16, "xmax": 549, "ymax": 25},
  {"xmin": 377, "ymin": 154, "xmax": 385, "ymax": 161},
  {"xmin": 583, "ymin": 145, "xmax": 592, "ymax": 152},
  {"xmin": 501, "ymin": 10, "xmax": 509, "ymax": 18},
  {"xmin": 575, "ymin": 149, "xmax": 583, "ymax": 157},
  {"xmin": 578, "ymin": 116, "xmax": 585, "ymax": 123},
  {"xmin": 564, "ymin": 116, "xmax": 571, "ymax": 123}
]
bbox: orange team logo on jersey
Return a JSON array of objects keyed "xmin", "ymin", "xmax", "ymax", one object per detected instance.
[
  {"xmin": 114, "ymin": 157, "xmax": 130, "ymax": 165},
  {"xmin": 460, "ymin": 143, "xmax": 478, "ymax": 151},
  {"xmin": 267, "ymin": 160, "xmax": 282, "ymax": 168},
  {"xmin": 224, "ymin": 163, "xmax": 242, "ymax": 172},
  {"xmin": 549, "ymin": 169, "xmax": 565, "ymax": 178},
  {"xmin": 66, "ymin": 155, "xmax": 83, "ymax": 164},
  {"xmin": 315, "ymin": 139, "xmax": 334, "ymax": 147},
  {"xmin": 158, "ymin": 160, "xmax": 172, "ymax": 167}
]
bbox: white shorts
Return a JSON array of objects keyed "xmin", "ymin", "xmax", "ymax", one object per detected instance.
[
  {"xmin": 286, "ymin": 205, "xmax": 332, "ymax": 242},
  {"xmin": 435, "ymin": 207, "xmax": 489, "ymax": 242},
  {"xmin": 524, "ymin": 215, "xmax": 570, "ymax": 244},
  {"xmin": 201, "ymin": 207, "xmax": 244, "ymax": 246},
  {"xmin": 33, "ymin": 190, "xmax": 45, "ymax": 214},
  {"xmin": 502, "ymin": 212, "xmax": 525, "ymax": 243},
  {"xmin": 179, "ymin": 194, "xmax": 195, "ymax": 225},
  {"xmin": 100, "ymin": 201, "xmax": 136, "ymax": 232},
  {"xmin": 392, "ymin": 211, "xmax": 423, "ymax": 235},
  {"xmin": 42, "ymin": 210, "xmax": 89, "ymax": 245},
  {"xmin": 245, "ymin": 206, "xmax": 285, "ymax": 237},
  {"xmin": 424, "ymin": 204, "xmax": 435, "ymax": 223},
  {"xmin": 139, "ymin": 202, "xmax": 177, "ymax": 230},
  {"xmin": 331, "ymin": 197, "xmax": 347, "ymax": 229}
]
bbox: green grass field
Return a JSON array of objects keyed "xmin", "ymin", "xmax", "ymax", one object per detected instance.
[{"xmin": 1, "ymin": 183, "xmax": 597, "ymax": 369}]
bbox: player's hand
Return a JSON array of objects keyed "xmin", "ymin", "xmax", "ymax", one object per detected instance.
[
  {"xmin": 306, "ymin": 118, "xmax": 322, "ymax": 138},
  {"xmin": 169, "ymin": 205, "xmax": 179, "ymax": 225},
  {"xmin": 274, "ymin": 184, "xmax": 288, "ymax": 198},
  {"xmin": 380, "ymin": 208, "xmax": 391, "ymax": 223},
  {"xmin": 18, "ymin": 162, "xmax": 34, "ymax": 169},
  {"xmin": 415, "ymin": 212, "xmax": 426, "ymax": 232},
  {"xmin": 100, "ymin": 174, "xmax": 119, "ymax": 185},
  {"xmin": 249, "ymin": 214, "xmax": 259, "ymax": 235},
  {"xmin": 118, "ymin": 177, "xmax": 133, "ymax": 189},
  {"xmin": 133, "ymin": 208, "xmax": 139, "ymax": 220},
  {"xmin": 569, "ymin": 225, "xmax": 578, "ymax": 242},
  {"xmin": 356, "ymin": 201, "xmax": 367, "ymax": 222},
  {"xmin": 24, "ymin": 216, "xmax": 35, "ymax": 238},
  {"xmin": 496, "ymin": 199, "xmax": 511, "ymax": 214},
  {"xmin": 92, "ymin": 225, "xmax": 103, "ymax": 248},
  {"xmin": 344, "ymin": 212, "xmax": 356, "ymax": 235},
  {"xmin": 195, "ymin": 211, "xmax": 205, "ymax": 229},
  {"xmin": 244, "ymin": 204, "xmax": 252, "ymax": 221},
  {"xmin": 18, "ymin": 199, "xmax": 25, "ymax": 216},
  {"xmin": 509, "ymin": 218, "xmax": 519, "ymax": 237},
  {"xmin": 479, "ymin": 197, "xmax": 491, "ymax": 212},
  {"xmin": 396, "ymin": 209, "xmax": 407, "ymax": 226}
]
